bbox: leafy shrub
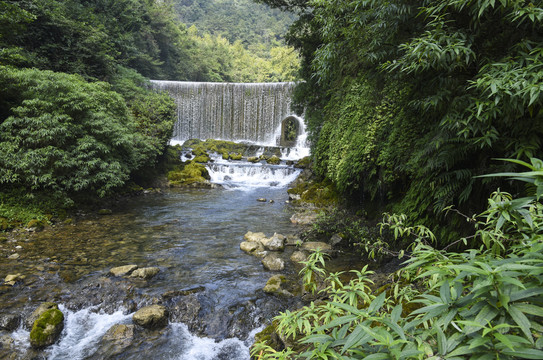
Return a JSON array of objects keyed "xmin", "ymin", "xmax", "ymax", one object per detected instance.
[
  {"xmin": 252, "ymin": 161, "xmax": 543, "ymax": 359},
  {"xmin": 0, "ymin": 66, "xmax": 171, "ymax": 198}
]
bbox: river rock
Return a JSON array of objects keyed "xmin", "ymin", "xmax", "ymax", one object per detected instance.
[
  {"xmin": 285, "ymin": 235, "xmax": 302, "ymax": 246},
  {"xmin": 29, "ymin": 307, "xmax": 64, "ymax": 348},
  {"xmin": 261, "ymin": 233, "xmax": 285, "ymax": 251},
  {"xmin": 290, "ymin": 251, "xmax": 309, "ymax": 264},
  {"xmin": 262, "ymin": 254, "xmax": 285, "ymax": 271},
  {"xmin": 0, "ymin": 314, "xmax": 19, "ymax": 331},
  {"xmin": 240, "ymin": 241, "xmax": 265, "ymax": 255},
  {"xmin": 330, "ymin": 233, "xmax": 346, "ymax": 247},
  {"xmin": 133, "ymin": 305, "xmax": 168, "ymax": 329},
  {"xmin": 4, "ymin": 274, "xmax": 23, "ymax": 286},
  {"xmin": 98, "ymin": 209, "xmax": 113, "ymax": 215},
  {"xmin": 267, "ymin": 155, "xmax": 281, "ymax": 165},
  {"xmin": 247, "ymin": 156, "xmax": 260, "ymax": 163},
  {"xmin": 257, "ymin": 198, "xmax": 267, "ymax": 202},
  {"xmin": 290, "ymin": 211, "xmax": 318, "ymax": 225},
  {"xmin": 167, "ymin": 294, "xmax": 201, "ymax": 331},
  {"xmin": 7, "ymin": 253, "xmax": 20, "ymax": 260},
  {"xmin": 91, "ymin": 324, "xmax": 135, "ymax": 358},
  {"xmin": 26, "ymin": 302, "xmax": 59, "ymax": 330},
  {"xmin": 130, "ymin": 267, "xmax": 160, "ymax": 280},
  {"xmin": 301, "ymin": 242, "xmax": 332, "ymax": 252},
  {"xmin": 244, "ymin": 231, "xmax": 267, "ymax": 243},
  {"xmin": 109, "ymin": 265, "xmax": 138, "ymax": 277}
]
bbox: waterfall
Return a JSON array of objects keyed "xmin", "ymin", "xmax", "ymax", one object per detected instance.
[{"xmin": 150, "ymin": 81, "xmax": 296, "ymax": 146}]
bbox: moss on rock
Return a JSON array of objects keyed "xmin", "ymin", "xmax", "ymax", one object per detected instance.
[
  {"xmin": 29, "ymin": 308, "xmax": 64, "ymax": 348},
  {"xmin": 168, "ymin": 161, "xmax": 211, "ymax": 187}
]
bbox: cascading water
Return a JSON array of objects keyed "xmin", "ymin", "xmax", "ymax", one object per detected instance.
[
  {"xmin": 150, "ymin": 81, "xmax": 296, "ymax": 146},
  {"xmin": 151, "ymin": 80, "xmax": 310, "ymax": 188}
]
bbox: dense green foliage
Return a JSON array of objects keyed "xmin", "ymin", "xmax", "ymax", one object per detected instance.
[
  {"xmin": 262, "ymin": 0, "xmax": 543, "ymax": 235},
  {"xmin": 253, "ymin": 165, "xmax": 543, "ymax": 359}
]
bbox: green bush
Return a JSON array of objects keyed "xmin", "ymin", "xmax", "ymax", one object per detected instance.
[
  {"xmin": 0, "ymin": 66, "xmax": 171, "ymax": 198},
  {"xmin": 253, "ymin": 161, "xmax": 543, "ymax": 359}
]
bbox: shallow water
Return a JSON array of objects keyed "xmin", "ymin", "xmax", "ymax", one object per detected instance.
[{"xmin": 1, "ymin": 186, "xmax": 301, "ymax": 359}]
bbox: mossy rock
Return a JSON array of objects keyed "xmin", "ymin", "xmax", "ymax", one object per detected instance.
[
  {"xmin": 266, "ymin": 155, "xmax": 281, "ymax": 165},
  {"xmin": 294, "ymin": 156, "xmax": 312, "ymax": 169},
  {"xmin": 193, "ymin": 154, "xmax": 210, "ymax": 163},
  {"xmin": 29, "ymin": 308, "xmax": 64, "ymax": 348},
  {"xmin": 26, "ymin": 219, "xmax": 48, "ymax": 229},
  {"xmin": 229, "ymin": 153, "xmax": 243, "ymax": 160},
  {"xmin": 247, "ymin": 156, "xmax": 260, "ymax": 163},
  {"xmin": 168, "ymin": 162, "xmax": 210, "ymax": 187}
]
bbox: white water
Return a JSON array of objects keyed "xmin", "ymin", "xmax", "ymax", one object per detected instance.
[
  {"xmin": 12, "ymin": 306, "xmax": 261, "ymax": 360},
  {"xmin": 151, "ymin": 81, "xmax": 296, "ymax": 145}
]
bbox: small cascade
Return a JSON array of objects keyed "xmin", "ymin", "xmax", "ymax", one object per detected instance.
[{"xmin": 206, "ymin": 153, "xmax": 301, "ymax": 189}]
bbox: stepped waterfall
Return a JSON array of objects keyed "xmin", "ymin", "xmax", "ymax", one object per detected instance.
[{"xmin": 150, "ymin": 81, "xmax": 297, "ymax": 145}]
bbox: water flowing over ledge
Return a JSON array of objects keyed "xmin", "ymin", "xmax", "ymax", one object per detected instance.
[{"xmin": 151, "ymin": 81, "xmax": 297, "ymax": 146}]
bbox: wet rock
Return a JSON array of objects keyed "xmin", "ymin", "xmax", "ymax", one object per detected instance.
[
  {"xmin": 167, "ymin": 294, "xmax": 201, "ymax": 331},
  {"xmin": 109, "ymin": 265, "xmax": 138, "ymax": 277},
  {"xmin": 301, "ymin": 241, "xmax": 332, "ymax": 252},
  {"xmin": 267, "ymin": 155, "xmax": 281, "ymax": 165},
  {"xmin": 263, "ymin": 275, "xmax": 292, "ymax": 297},
  {"xmin": 263, "ymin": 233, "xmax": 285, "ymax": 251},
  {"xmin": 98, "ymin": 209, "xmax": 113, "ymax": 215},
  {"xmin": 240, "ymin": 241, "xmax": 265, "ymax": 256},
  {"xmin": 257, "ymin": 198, "xmax": 267, "ymax": 202},
  {"xmin": 162, "ymin": 286, "xmax": 205, "ymax": 299},
  {"xmin": 91, "ymin": 324, "xmax": 135, "ymax": 359},
  {"xmin": 133, "ymin": 305, "xmax": 168, "ymax": 329},
  {"xmin": 25, "ymin": 302, "xmax": 60, "ymax": 329},
  {"xmin": 0, "ymin": 314, "xmax": 19, "ymax": 331},
  {"xmin": 7, "ymin": 253, "xmax": 20, "ymax": 260},
  {"xmin": 262, "ymin": 254, "xmax": 285, "ymax": 271},
  {"xmin": 130, "ymin": 267, "xmax": 160, "ymax": 280},
  {"xmin": 290, "ymin": 251, "xmax": 308, "ymax": 264},
  {"xmin": 29, "ymin": 307, "xmax": 64, "ymax": 348},
  {"xmin": 4, "ymin": 274, "xmax": 23, "ymax": 286},
  {"xmin": 0, "ymin": 334, "xmax": 18, "ymax": 360},
  {"xmin": 269, "ymin": 199, "xmax": 275, "ymax": 203},
  {"xmin": 247, "ymin": 156, "xmax": 260, "ymax": 163},
  {"xmin": 290, "ymin": 211, "xmax": 318, "ymax": 225},
  {"xmin": 244, "ymin": 231, "xmax": 267, "ymax": 243}
]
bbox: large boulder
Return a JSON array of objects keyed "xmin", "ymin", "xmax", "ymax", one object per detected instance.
[
  {"xmin": 133, "ymin": 305, "xmax": 168, "ymax": 329},
  {"xmin": 262, "ymin": 254, "xmax": 285, "ymax": 271},
  {"xmin": 29, "ymin": 307, "xmax": 64, "ymax": 348},
  {"xmin": 130, "ymin": 267, "xmax": 160, "ymax": 280},
  {"xmin": 109, "ymin": 265, "xmax": 138, "ymax": 277}
]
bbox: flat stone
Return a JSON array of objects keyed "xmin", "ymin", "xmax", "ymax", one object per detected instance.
[
  {"xmin": 285, "ymin": 235, "xmax": 302, "ymax": 246},
  {"xmin": 290, "ymin": 211, "xmax": 318, "ymax": 225},
  {"xmin": 7, "ymin": 253, "xmax": 20, "ymax": 260},
  {"xmin": 130, "ymin": 267, "xmax": 160, "ymax": 280},
  {"xmin": 243, "ymin": 231, "xmax": 267, "ymax": 243},
  {"xmin": 109, "ymin": 265, "xmax": 138, "ymax": 277},
  {"xmin": 301, "ymin": 242, "xmax": 332, "ymax": 252},
  {"xmin": 102, "ymin": 324, "xmax": 135, "ymax": 347},
  {"xmin": 262, "ymin": 254, "xmax": 285, "ymax": 271},
  {"xmin": 240, "ymin": 241, "xmax": 265, "ymax": 255},
  {"xmin": 4, "ymin": 274, "xmax": 23, "ymax": 286},
  {"xmin": 133, "ymin": 305, "xmax": 168, "ymax": 329}
]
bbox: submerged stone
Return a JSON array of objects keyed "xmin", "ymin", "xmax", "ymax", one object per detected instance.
[
  {"xmin": 109, "ymin": 265, "xmax": 138, "ymax": 277},
  {"xmin": 4, "ymin": 273, "xmax": 23, "ymax": 286},
  {"xmin": 91, "ymin": 324, "xmax": 135, "ymax": 359},
  {"xmin": 133, "ymin": 305, "xmax": 168, "ymax": 329},
  {"xmin": 301, "ymin": 242, "xmax": 332, "ymax": 252},
  {"xmin": 130, "ymin": 267, "xmax": 160, "ymax": 280}
]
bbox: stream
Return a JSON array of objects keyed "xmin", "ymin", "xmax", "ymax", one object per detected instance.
[{"xmin": 0, "ymin": 168, "xmax": 306, "ymax": 359}]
